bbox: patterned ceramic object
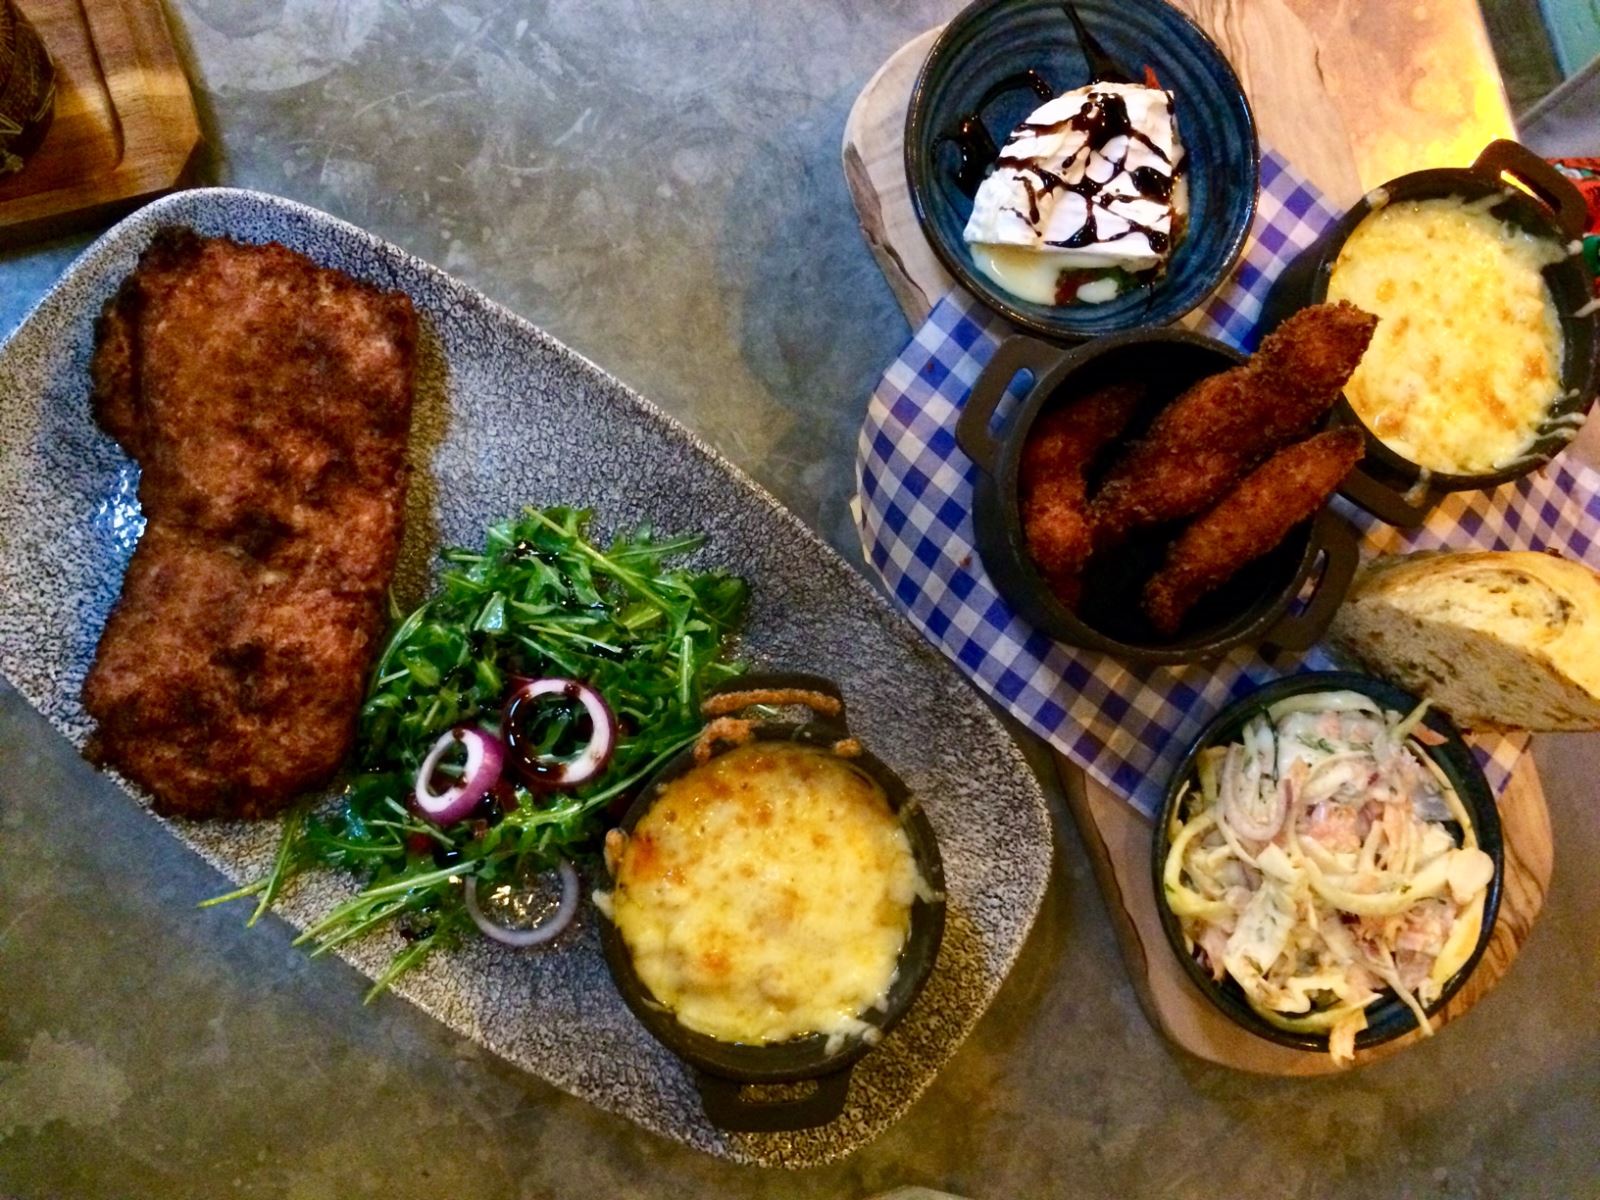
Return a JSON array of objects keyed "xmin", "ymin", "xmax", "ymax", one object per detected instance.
[
  {"xmin": 0, "ymin": 188, "xmax": 1052, "ymax": 1167},
  {"xmin": 904, "ymin": 0, "xmax": 1259, "ymax": 342}
]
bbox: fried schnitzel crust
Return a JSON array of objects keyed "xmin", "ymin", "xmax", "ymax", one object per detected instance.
[
  {"xmin": 1143, "ymin": 427, "xmax": 1366, "ymax": 635},
  {"xmin": 83, "ymin": 229, "xmax": 417, "ymax": 820},
  {"xmin": 1091, "ymin": 302, "xmax": 1376, "ymax": 546},
  {"xmin": 1018, "ymin": 383, "xmax": 1143, "ymax": 594}
]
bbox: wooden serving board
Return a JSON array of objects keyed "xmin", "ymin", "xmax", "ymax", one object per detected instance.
[
  {"xmin": 0, "ymin": 0, "xmax": 200, "ymax": 243},
  {"xmin": 842, "ymin": 2, "xmax": 1556, "ymax": 1073}
]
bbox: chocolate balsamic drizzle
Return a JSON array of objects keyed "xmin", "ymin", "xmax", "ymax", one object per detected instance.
[
  {"xmin": 946, "ymin": 84, "xmax": 1182, "ymax": 257},
  {"xmin": 939, "ymin": 69, "xmax": 1055, "ymax": 198},
  {"xmin": 1061, "ymin": 0, "xmax": 1132, "ymax": 86},
  {"xmin": 944, "ymin": 115, "xmax": 998, "ymax": 198},
  {"xmin": 1040, "ymin": 91, "xmax": 1177, "ymax": 253},
  {"xmin": 1130, "ymin": 165, "xmax": 1173, "ymax": 200}
]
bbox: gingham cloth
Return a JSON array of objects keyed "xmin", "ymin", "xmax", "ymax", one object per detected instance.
[{"xmin": 855, "ymin": 150, "xmax": 1600, "ymax": 817}]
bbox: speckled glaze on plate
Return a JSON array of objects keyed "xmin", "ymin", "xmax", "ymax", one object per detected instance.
[{"xmin": 0, "ymin": 188, "xmax": 1052, "ymax": 1167}]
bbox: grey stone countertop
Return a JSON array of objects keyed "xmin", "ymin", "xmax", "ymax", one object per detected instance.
[{"xmin": 1, "ymin": 2, "xmax": 1597, "ymax": 1197}]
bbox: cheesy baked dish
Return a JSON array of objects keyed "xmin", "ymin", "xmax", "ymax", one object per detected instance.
[
  {"xmin": 599, "ymin": 741, "xmax": 927, "ymax": 1047},
  {"xmin": 1326, "ymin": 195, "xmax": 1567, "ymax": 475}
]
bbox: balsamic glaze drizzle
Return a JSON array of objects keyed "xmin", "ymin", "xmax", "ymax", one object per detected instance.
[
  {"xmin": 943, "ymin": 81, "xmax": 1183, "ymax": 259},
  {"xmin": 939, "ymin": 69, "xmax": 1055, "ymax": 198}
]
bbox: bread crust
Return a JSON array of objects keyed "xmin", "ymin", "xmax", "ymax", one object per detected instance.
[{"xmin": 1329, "ymin": 549, "xmax": 1600, "ymax": 731}]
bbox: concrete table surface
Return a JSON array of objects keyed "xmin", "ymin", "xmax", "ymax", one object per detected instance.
[{"xmin": 1, "ymin": 2, "xmax": 1596, "ymax": 1197}]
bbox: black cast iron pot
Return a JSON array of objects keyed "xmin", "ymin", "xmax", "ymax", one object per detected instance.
[
  {"xmin": 1265, "ymin": 139, "xmax": 1600, "ymax": 526},
  {"xmin": 1152, "ymin": 671, "xmax": 1504, "ymax": 1055},
  {"xmin": 597, "ymin": 672, "xmax": 947, "ymax": 1133},
  {"xmin": 957, "ymin": 330, "xmax": 1359, "ymax": 664}
]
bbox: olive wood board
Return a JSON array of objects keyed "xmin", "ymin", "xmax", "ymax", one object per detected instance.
[
  {"xmin": 841, "ymin": 5, "xmax": 1559, "ymax": 1074},
  {"xmin": 0, "ymin": 0, "xmax": 201, "ymax": 242}
]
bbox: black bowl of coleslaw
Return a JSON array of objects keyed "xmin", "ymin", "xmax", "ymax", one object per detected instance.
[{"xmin": 1151, "ymin": 671, "xmax": 1503, "ymax": 1059}]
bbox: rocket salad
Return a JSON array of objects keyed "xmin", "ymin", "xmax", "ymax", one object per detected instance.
[{"xmin": 206, "ymin": 506, "xmax": 748, "ymax": 998}]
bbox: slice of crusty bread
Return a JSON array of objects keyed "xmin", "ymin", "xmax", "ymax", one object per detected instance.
[{"xmin": 1329, "ymin": 550, "xmax": 1600, "ymax": 731}]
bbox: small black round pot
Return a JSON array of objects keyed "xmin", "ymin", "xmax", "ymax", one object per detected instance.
[
  {"xmin": 957, "ymin": 331, "xmax": 1360, "ymax": 664},
  {"xmin": 1274, "ymin": 139, "xmax": 1599, "ymax": 526},
  {"xmin": 1152, "ymin": 671, "xmax": 1504, "ymax": 1055},
  {"xmin": 597, "ymin": 672, "xmax": 947, "ymax": 1133}
]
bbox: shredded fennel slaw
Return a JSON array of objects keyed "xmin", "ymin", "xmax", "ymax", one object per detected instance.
[{"xmin": 1163, "ymin": 690, "xmax": 1496, "ymax": 1062}]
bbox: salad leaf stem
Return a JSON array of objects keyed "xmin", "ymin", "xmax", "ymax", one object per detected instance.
[
  {"xmin": 362, "ymin": 919, "xmax": 460, "ymax": 1004},
  {"xmin": 197, "ymin": 879, "xmax": 266, "ymax": 909},
  {"xmin": 248, "ymin": 806, "xmax": 304, "ymax": 927}
]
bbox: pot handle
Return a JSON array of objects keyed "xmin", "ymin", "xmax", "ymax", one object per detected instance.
[
  {"xmin": 1260, "ymin": 510, "xmax": 1360, "ymax": 652},
  {"xmin": 955, "ymin": 335, "xmax": 1065, "ymax": 474},
  {"xmin": 702, "ymin": 671, "xmax": 849, "ymax": 733},
  {"xmin": 1473, "ymin": 139, "xmax": 1589, "ymax": 242},
  {"xmin": 1338, "ymin": 463, "xmax": 1433, "ymax": 528},
  {"xmin": 695, "ymin": 1067, "xmax": 853, "ymax": 1132}
]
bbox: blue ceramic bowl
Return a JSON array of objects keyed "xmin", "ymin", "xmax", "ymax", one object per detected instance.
[
  {"xmin": 906, "ymin": 0, "xmax": 1259, "ymax": 341},
  {"xmin": 1152, "ymin": 672, "xmax": 1504, "ymax": 1056}
]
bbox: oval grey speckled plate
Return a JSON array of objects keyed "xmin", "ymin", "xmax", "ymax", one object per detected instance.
[{"xmin": 0, "ymin": 188, "xmax": 1051, "ymax": 1167}]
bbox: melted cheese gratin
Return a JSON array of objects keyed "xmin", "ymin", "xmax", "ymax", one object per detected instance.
[
  {"xmin": 600, "ymin": 741, "xmax": 924, "ymax": 1046},
  {"xmin": 1327, "ymin": 196, "xmax": 1566, "ymax": 474}
]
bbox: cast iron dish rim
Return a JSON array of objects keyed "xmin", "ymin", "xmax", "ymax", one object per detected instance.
[
  {"xmin": 965, "ymin": 327, "xmax": 1355, "ymax": 663},
  {"xmin": 1150, "ymin": 669, "xmax": 1505, "ymax": 1054},
  {"xmin": 1305, "ymin": 142, "xmax": 1600, "ymax": 493},
  {"xmin": 903, "ymin": 0, "xmax": 1261, "ymax": 344},
  {"xmin": 596, "ymin": 675, "xmax": 948, "ymax": 1090}
]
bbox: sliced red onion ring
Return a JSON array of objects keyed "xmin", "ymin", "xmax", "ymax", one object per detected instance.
[
  {"xmin": 503, "ymin": 677, "xmax": 616, "ymax": 789},
  {"xmin": 413, "ymin": 726, "xmax": 505, "ymax": 826},
  {"xmin": 464, "ymin": 861, "xmax": 579, "ymax": 947}
]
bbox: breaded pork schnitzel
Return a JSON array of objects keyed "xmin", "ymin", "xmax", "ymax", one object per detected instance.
[
  {"xmin": 1090, "ymin": 302, "xmax": 1377, "ymax": 547},
  {"xmin": 83, "ymin": 229, "xmax": 417, "ymax": 819}
]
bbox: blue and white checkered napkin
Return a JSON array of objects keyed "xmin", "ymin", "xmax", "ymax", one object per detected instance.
[{"xmin": 856, "ymin": 150, "xmax": 1600, "ymax": 818}]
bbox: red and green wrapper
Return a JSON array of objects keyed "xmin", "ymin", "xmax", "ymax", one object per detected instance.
[{"xmin": 1551, "ymin": 156, "xmax": 1600, "ymax": 291}]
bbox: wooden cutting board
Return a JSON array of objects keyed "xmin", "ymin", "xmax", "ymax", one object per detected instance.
[
  {"xmin": 0, "ymin": 0, "xmax": 200, "ymax": 242},
  {"xmin": 842, "ymin": 1, "xmax": 1556, "ymax": 1073}
]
